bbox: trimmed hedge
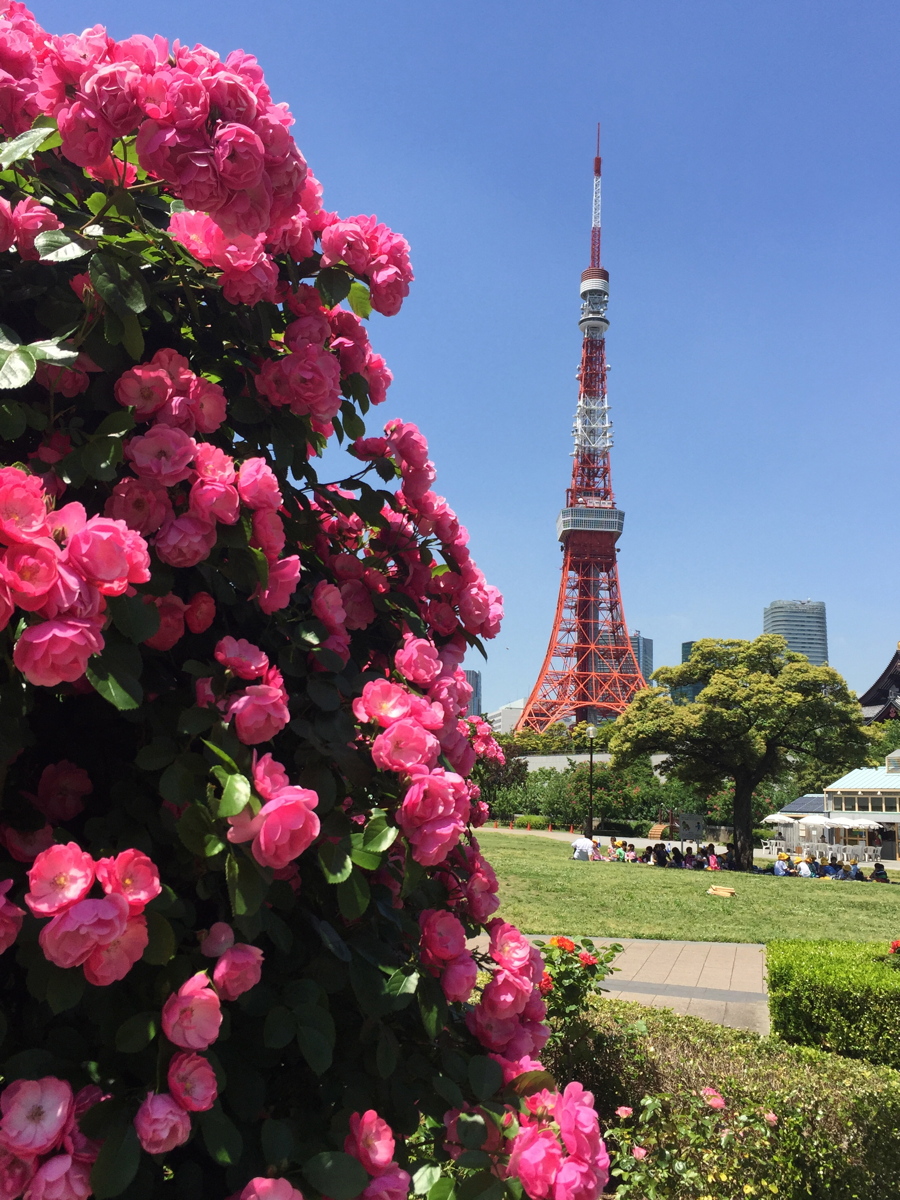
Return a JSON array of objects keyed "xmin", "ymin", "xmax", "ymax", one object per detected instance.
[
  {"xmin": 768, "ymin": 939, "xmax": 900, "ymax": 1067},
  {"xmin": 546, "ymin": 999, "xmax": 900, "ymax": 1197}
]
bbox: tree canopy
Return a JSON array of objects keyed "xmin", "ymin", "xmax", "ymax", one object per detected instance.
[{"xmin": 609, "ymin": 636, "xmax": 870, "ymax": 868}]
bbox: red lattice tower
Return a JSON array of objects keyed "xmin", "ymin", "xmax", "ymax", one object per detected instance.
[{"xmin": 517, "ymin": 133, "xmax": 646, "ymax": 731}]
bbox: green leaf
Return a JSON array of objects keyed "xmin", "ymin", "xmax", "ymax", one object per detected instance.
[
  {"xmin": 120, "ymin": 310, "xmax": 144, "ymax": 361},
  {"xmin": 0, "ymin": 345, "xmax": 36, "ymax": 390},
  {"xmin": 142, "ymin": 911, "xmax": 176, "ymax": 965},
  {"xmin": 433, "ymin": 1074, "xmax": 465, "ymax": 1110},
  {"xmin": 107, "ymin": 593, "xmax": 160, "ymax": 645},
  {"xmin": 78, "ymin": 1098, "xmax": 127, "ymax": 1141},
  {"xmin": 315, "ymin": 266, "xmax": 352, "ymax": 308},
  {"xmin": 115, "ymin": 1012, "xmax": 157, "ymax": 1053},
  {"xmin": 337, "ymin": 868, "xmax": 370, "ymax": 921},
  {"xmin": 177, "ymin": 706, "xmax": 216, "ymax": 736},
  {"xmin": 303, "ymin": 1152, "xmax": 369, "ymax": 1200},
  {"xmin": 0, "ymin": 400, "xmax": 26, "ymax": 439},
  {"xmin": 86, "ymin": 640, "xmax": 142, "ymax": 710},
  {"xmin": 296, "ymin": 1023, "xmax": 332, "ymax": 1075},
  {"xmin": 226, "ymin": 851, "xmax": 269, "ymax": 917},
  {"xmin": 90, "ymin": 251, "xmax": 147, "ymax": 318},
  {"xmin": 340, "ymin": 401, "xmax": 366, "ymax": 441},
  {"xmin": 468, "ymin": 1056, "xmax": 504, "ymax": 1101},
  {"xmin": 0, "ymin": 324, "xmax": 20, "ymax": 351},
  {"xmin": 349, "ymin": 833, "xmax": 382, "ymax": 871},
  {"xmin": 135, "ymin": 737, "xmax": 177, "ymax": 771},
  {"xmin": 376, "ymin": 1025, "xmax": 398, "ymax": 1079},
  {"xmin": 505, "ymin": 1070, "xmax": 556, "ymax": 1097},
  {"xmin": 28, "ymin": 338, "xmax": 79, "ymax": 364},
  {"xmin": 34, "ymin": 229, "xmax": 92, "ymax": 262},
  {"xmin": 363, "ymin": 810, "xmax": 398, "ymax": 853},
  {"xmin": 218, "ymin": 772, "xmax": 250, "ymax": 818},
  {"xmin": 457, "ymin": 1112, "xmax": 488, "ymax": 1150},
  {"xmin": 261, "ymin": 1117, "xmax": 295, "ymax": 1168},
  {"xmin": 428, "ymin": 1179, "xmax": 456, "ymax": 1200},
  {"xmin": 94, "ymin": 409, "xmax": 135, "ymax": 436},
  {"xmin": 0, "ymin": 125, "xmax": 55, "ymax": 168},
  {"xmin": 45, "ymin": 963, "xmax": 84, "ymax": 1014},
  {"xmin": 263, "ymin": 1005, "xmax": 296, "ymax": 1049},
  {"xmin": 417, "ymin": 977, "xmax": 447, "ymax": 1040},
  {"xmin": 456, "ymin": 1173, "xmax": 505, "ymax": 1200},
  {"xmin": 199, "ymin": 1102, "xmax": 243, "ymax": 1166},
  {"xmin": 90, "ymin": 1123, "xmax": 140, "ymax": 1199},
  {"xmin": 347, "ymin": 281, "xmax": 372, "ymax": 320},
  {"xmin": 176, "ymin": 804, "xmax": 225, "ymax": 857},
  {"xmin": 413, "ymin": 1166, "xmax": 442, "ymax": 1196},
  {"xmin": 81, "ymin": 435, "xmax": 123, "ymax": 481},
  {"xmin": 200, "ymin": 739, "xmax": 241, "ymax": 773},
  {"xmin": 318, "ymin": 837, "xmax": 352, "ymax": 884}
]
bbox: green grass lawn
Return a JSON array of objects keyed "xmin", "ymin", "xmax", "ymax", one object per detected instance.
[{"xmin": 478, "ymin": 832, "xmax": 900, "ymax": 943}]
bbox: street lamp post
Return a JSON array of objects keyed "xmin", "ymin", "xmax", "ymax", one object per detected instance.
[{"xmin": 585, "ymin": 724, "xmax": 597, "ymax": 838}]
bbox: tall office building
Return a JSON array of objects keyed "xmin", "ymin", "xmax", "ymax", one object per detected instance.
[
  {"xmin": 672, "ymin": 640, "xmax": 703, "ymax": 704},
  {"xmin": 763, "ymin": 600, "xmax": 828, "ymax": 666},
  {"xmin": 630, "ymin": 632, "xmax": 653, "ymax": 683},
  {"xmin": 464, "ymin": 669, "xmax": 483, "ymax": 717}
]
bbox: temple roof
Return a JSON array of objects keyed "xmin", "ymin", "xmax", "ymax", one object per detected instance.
[{"xmin": 858, "ymin": 644, "xmax": 900, "ymax": 711}]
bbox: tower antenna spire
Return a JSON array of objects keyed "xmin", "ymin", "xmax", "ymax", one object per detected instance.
[{"xmin": 517, "ymin": 130, "xmax": 646, "ymax": 733}]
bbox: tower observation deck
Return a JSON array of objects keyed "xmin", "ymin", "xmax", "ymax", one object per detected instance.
[{"xmin": 516, "ymin": 134, "xmax": 646, "ymax": 731}]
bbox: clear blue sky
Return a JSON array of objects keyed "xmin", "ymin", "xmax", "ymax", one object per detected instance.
[{"xmin": 39, "ymin": 0, "xmax": 900, "ymax": 708}]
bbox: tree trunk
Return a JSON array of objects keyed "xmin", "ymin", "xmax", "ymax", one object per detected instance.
[{"xmin": 732, "ymin": 777, "xmax": 755, "ymax": 871}]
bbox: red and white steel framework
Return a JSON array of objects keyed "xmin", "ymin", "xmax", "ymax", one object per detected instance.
[{"xmin": 517, "ymin": 134, "xmax": 646, "ymax": 731}]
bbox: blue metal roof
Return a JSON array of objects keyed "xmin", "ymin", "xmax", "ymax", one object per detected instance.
[
  {"xmin": 826, "ymin": 767, "xmax": 900, "ymax": 791},
  {"xmin": 779, "ymin": 794, "xmax": 826, "ymax": 813}
]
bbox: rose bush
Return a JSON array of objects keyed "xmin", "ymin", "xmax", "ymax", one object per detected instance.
[{"xmin": 0, "ymin": 6, "xmax": 611, "ymax": 1200}]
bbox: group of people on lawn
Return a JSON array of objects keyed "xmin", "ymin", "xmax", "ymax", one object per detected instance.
[
  {"xmin": 774, "ymin": 852, "xmax": 891, "ymax": 882},
  {"xmin": 571, "ymin": 837, "xmax": 734, "ymax": 869}
]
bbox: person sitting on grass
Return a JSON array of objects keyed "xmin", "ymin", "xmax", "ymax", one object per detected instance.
[
  {"xmin": 625, "ymin": 843, "xmax": 637, "ymax": 862},
  {"xmin": 692, "ymin": 847, "xmax": 708, "ymax": 869},
  {"xmin": 774, "ymin": 852, "xmax": 794, "ymax": 876},
  {"xmin": 571, "ymin": 834, "xmax": 593, "ymax": 861},
  {"xmin": 615, "ymin": 842, "xmax": 626, "ymax": 862},
  {"xmin": 638, "ymin": 847, "xmax": 652, "ymax": 864},
  {"xmin": 834, "ymin": 861, "xmax": 853, "ymax": 881},
  {"xmin": 670, "ymin": 846, "xmax": 684, "ymax": 868},
  {"xmin": 705, "ymin": 844, "xmax": 720, "ymax": 870},
  {"xmin": 652, "ymin": 843, "xmax": 670, "ymax": 867},
  {"xmin": 815, "ymin": 855, "xmax": 829, "ymax": 878},
  {"xmin": 590, "ymin": 838, "xmax": 603, "ymax": 861},
  {"xmin": 848, "ymin": 857, "xmax": 867, "ymax": 881},
  {"xmin": 823, "ymin": 855, "xmax": 841, "ymax": 878},
  {"xmin": 870, "ymin": 861, "xmax": 891, "ymax": 882},
  {"xmin": 797, "ymin": 854, "xmax": 817, "ymax": 878},
  {"xmin": 683, "ymin": 845, "xmax": 695, "ymax": 868},
  {"xmin": 722, "ymin": 843, "xmax": 737, "ymax": 870}
]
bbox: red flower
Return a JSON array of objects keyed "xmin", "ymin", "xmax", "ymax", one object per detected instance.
[
  {"xmin": 539, "ymin": 971, "xmax": 554, "ymax": 996},
  {"xmin": 549, "ymin": 936, "xmax": 576, "ymax": 953},
  {"xmin": 578, "ymin": 952, "xmax": 598, "ymax": 967},
  {"xmin": 890, "ymin": 939, "xmax": 900, "ymax": 954}
]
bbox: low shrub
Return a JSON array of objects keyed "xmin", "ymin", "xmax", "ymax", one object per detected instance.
[
  {"xmin": 512, "ymin": 813, "xmax": 550, "ymax": 829},
  {"xmin": 768, "ymin": 939, "xmax": 900, "ymax": 1067},
  {"xmin": 546, "ymin": 999, "xmax": 900, "ymax": 1197},
  {"xmin": 534, "ymin": 936, "xmax": 621, "ymax": 1045}
]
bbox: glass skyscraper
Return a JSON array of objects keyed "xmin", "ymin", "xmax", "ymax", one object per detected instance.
[{"xmin": 763, "ymin": 600, "xmax": 828, "ymax": 666}]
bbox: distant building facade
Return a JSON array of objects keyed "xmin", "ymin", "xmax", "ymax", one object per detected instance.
[
  {"xmin": 672, "ymin": 640, "xmax": 703, "ymax": 704},
  {"xmin": 630, "ymin": 631, "xmax": 653, "ymax": 682},
  {"xmin": 487, "ymin": 699, "xmax": 525, "ymax": 734},
  {"xmin": 763, "ymin": 599, "xmax": 828, "ymax": 665},
  {"xmin": 858, "ymin": 643, "xmax": 900, "ymax": 723},
  {"xmin": 464, "ymin": 669, "xmax": 483, "ymax": 718}
]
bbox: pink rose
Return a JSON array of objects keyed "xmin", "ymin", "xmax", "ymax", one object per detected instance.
[
  {"xmin": 0, "ymin": 880, "xmax": 24, "ymax": 955},
  {"xmin": 553, "ymin": 1082, "xmax": 602, "ymax": 1163},
  {"xmin": 352, "ymin": 680, "xmax": 413, "ymax": 728},
  {"xmin": 361, "ymin": 1166, "xmax": 411, "ymax": 1200},
  {"xmin": 228, "ymin": 685, "xmax": 289, "ymax": 745},
  {"xmin": 32, "ymin": 761, "xmax": 92, "ymax": 823},
  {"xmin": 615, "ymin": 1107, "xmax": 633, "ymax": 1119},
  {"xmin": 185, "ymin": 592, "xmax": 215, "ymax": 633},
  {"xmin": 344, "ymin": 1110, "xmax": 394, "ymax": 1176},
  {"xmin": 1, "ymin": 542, "xmax": 58, "ymax": 611},
  {"xmin": 371, "ymin": 721, "xmax": 440, "ymax": 775},
  {"xmin": 311, "ymin": 582, "xmax": 346, "ymax": 635},
  {"xmin": 440, "ymin": 952, "xmax": 477, "ymax": 1003},
  {"xmin": 154, "ymin": 513, "xmax": 217, "ymax": 569},
  {"xmin": 385, "ymin": 420, "xmax": 429, "ymax": 469},
  {"xmin": 488, "ymin": 920, "xmax": 533, "ymax": 975},
  {"xmin": 700, "ymin": 1087, "xmax": 726, "ymax": 1110},
  {"xmin": 80, "ymin": 61, "xmax": 143, "ymax": 137},
  {"xmin": 419, "ymin": 910, "xmax": 466, "ymax": 965},
  {"xmin": 134, "ymin": 1093, "xmax": 191, "ymax": 1155},
  {"xmin": 1, "ymin": 824, "xmax": 55, "ymax": 864},
  {"xmin": 65, "ymin": 516, "xmax": 149, "ymax": 596},
  {"xmin": 215, "ymin": 636, "xmax": 269, "ymax": 680},
  {"xmin": 252, "ymin": 753, "xmax": 290, "ymax": 800},
  {"xmin": 237, "ymin": 458, "xmax": 282, "ymax": 511},
  {"xmin": 167, "ymin": 1052, "xmax": 217, "ymax": 1113},
  {"xmin": 58, "ymin": 100, "xmax": 114, "ymax": 169},
  {"xmin": 631, "ymin": 1146, "xmax": 648, "ymax": 1160},
  {"xmin": 104, "ymin": 477, "xmax": 173, "ymax": 535},
  {"xmin": 255, "ymin": 555, "xmax": 301, "ymax": 614},
  {"xmin": 239, "ymin": 1180, "xmax": 305, "ymax": 1200},
  {"xmin": 14, "ymin": 618, "xmax": 104, "ymax": 687},
  {"xmin": 340, "ymin": 580, "xmax": 375, "ymax": 631},
  {"xmin": 114, "ymin": 365, "xmax": 172, "ymax": 418},
  {"xmin": 507, "ymin": 1125, "xmax": 563, "ymax": 1199},
  {"xmin": 214, "ymin": 122, "xmax": 265, "ymax": 189},
  {"xmin": 144, "ymin": 593, "xmax": 187, "ymax": 652},
  {"xmin": 213, "ymin": 943, "xmax": 263, "ymax": 1001},
  {"xmin": 480, "ymin": 970, "xmax": 531, "ymax": 1020},
  {"xmin": 0, "ymin": 470, "xmax": 51, "ymax": 544},
  {"xmin": 13, "ymin": 198, "xmax": 63, "ymax": 261},
  {"xmin": 250, "ymin": 510, "xmax": 285, "ymax": 562},
  {"xmin": 190, "ymin": 478, "xmax": 240, "ymax": 525},
  {"xmin": 82, "ymin": 914, "xmax": 148, "ymax": 986},
  {"xmin": 39, "ymin": 894, "xmax": 130, "ymax": 970},
  {"xmin": 0, "ymin": 1150, "xmax": 35, "ymax": 1199},
  {"xmin": 200, "ymin": 922, "xmax": 235, "ymax": 958},
  {"xmin": 22, "ymin": 1152, "xmax": 91, "ymax": 1200},
  {"xmin": 125, "ymin": 425, "xmax": 196, "ymax": 486},
  {"xmin": 551, "ymin": 1155, "xmax": 607, "ymax": 1200},
  {"xmin": 162, "ymin": 972, "xmax": 222, "ymax": 1050},
  {"xmin": 0, "ymin": 198, "xmax": 15, "ymax": 254},
  {"xmin": 394, "ymin": 634, "xmax": 441, "ymax": 686},
  {"xmin": 95, "ymin": 849, "xmax": 161, "ymax": 912},
  {"xmin": 0, "ymin": 1077, "xmax": 73, "ymax": 1157},
  {"xmin": 25, "ymin": 843, "xmax": 95, "ymax": 916},
  {"xmin": 249, "ymin": 790, "xmax": 319, "ymax": 870},
  {"xmin": 189, "ymin": 377, "xmax": 227, "ymax": 434}
]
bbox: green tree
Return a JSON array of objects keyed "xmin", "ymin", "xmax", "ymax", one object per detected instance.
[{"xmin": 609, "ymin": 636, "xmax": 871, "ymax": 869}]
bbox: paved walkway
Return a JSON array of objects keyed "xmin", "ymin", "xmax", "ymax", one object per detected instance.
[{"xmin": 591, "ymin": 938, "xmax": 769, "ymax": 1034}]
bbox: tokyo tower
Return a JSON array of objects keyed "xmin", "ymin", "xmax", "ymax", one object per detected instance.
[{"xmin": 517, "ymin": 132, "xmax": 646, "ymax": 731}]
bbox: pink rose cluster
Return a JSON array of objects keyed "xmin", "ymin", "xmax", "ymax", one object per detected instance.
[
  {"xmin": 255, "ymin": 285, "xmax": 392, "ymax": 439},
  {"xmin": 225, "ymin": 751, "xmax": 320, "ymax": 871},
  {"xmin": 344, "ymin": 1110, "xmax": 411, "ymax": 1200},
  {"xmin": 319, "ymin": 214, "xmax": 414, "ymax": 317},
  {"xmin": 352, "ymin": 637, "xmax": 482, "ymax": 865},
  {"xmin": 0, "ymin": 194, "xmax": 62, "ymax": 261},
  {"xmin": 201, "ymin": 635, "xmax": 292, "ymax": 746},
  {"xmin": 0, "ymin": 759, "xmax": 94, "ymax": 870},
  {"xmin": 23, "ymin": 843, "xmax": 160, "ymax": 986},
  {"xmin": 0, "ymin": 467, "xmax": 151, "ymax": 689},
  {"xmin": 418, "ymin": 909, "xmax": 478, "ymax": 1004},
  {"xmin": 353, "ymin": 421, "xmax": 503, "ymax": 646},
  {"xmin": 466, "ymin": 920, "xmax": 552, "ymax": 1080},
  {"xmin": 0, "ymin": 6, "xmax": 309, "ymax": 242},
  {"xmin": 0, "ymin": 1075, "xmax": 107, "ymax": 1199}
]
